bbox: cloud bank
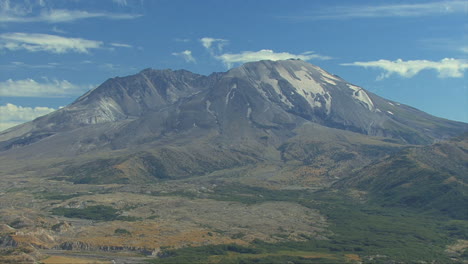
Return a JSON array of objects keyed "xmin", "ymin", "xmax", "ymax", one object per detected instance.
[
  {"xmin": 0, "ymin": 78, "xmax": 92, "ymax": 97},
  {"xmin": 0, "ymin": 33, "xmax": 102, "ymax": 53},
  {"xmin": 0, "ymin": 103, "xmax": 55, "ymax": 132},
  {"xmin": 342, "ymin": 58, "xmax": 468, "ymax": 79}
]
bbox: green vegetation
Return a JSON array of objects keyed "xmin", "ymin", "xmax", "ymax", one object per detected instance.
[
  {"xmin": 63, "ymin": 153, "xmax": 169, "ymax": 184},
  {"xmin": 159, "ymin": 184, "xmax": 465, "ymax": 263},
  {"xmin": 348, "ymin": 154, "xmax": 468, "ymax": 220},
  {"xmin": 51, "ymin": 205, "xmax": 143, "ymax": 221},
  {"xmin": 63, "ymin": 158, "xmax": 129, "ymax": 184},
  {"xmin": 117, "ymin": 215, "xmax": 143, "ymax": 221},
  {"xmin": 149, "ymin": 241, "xmax": 347, "ymax": 263},
  {"xmin": 150, "ymin": 244, "xmax": 266, "ymax": 264},
  {"xmin": 51, "ymin": 205, "xmax": 120, "ymax": 221},
  {"xmin": 305, "ymin": 191, "xmax": 453, "ymax": 261}
]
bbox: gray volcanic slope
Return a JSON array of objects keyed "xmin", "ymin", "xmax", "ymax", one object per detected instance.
[{"xmin": 0, "ymin": 59, "xmax": 466, "ymax": 160}]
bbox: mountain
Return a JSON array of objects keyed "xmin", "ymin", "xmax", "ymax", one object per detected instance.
[
  {"xmin": 0, "ymin": 60, "xmax": 466, "ymax": 179},
  {"xmin": 0, "ymin": 60, "xmax": 467, "ymax": 263},
  {"xmin": 1, "ymin": 60, "xmax": 465, "ymax": 153}
]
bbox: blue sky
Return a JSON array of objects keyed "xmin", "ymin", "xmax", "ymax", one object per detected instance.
[{"xmin": 0, "ymin": 0, "xmax": 467, "ymax": 131}]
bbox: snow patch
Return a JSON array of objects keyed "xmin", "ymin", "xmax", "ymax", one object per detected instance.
[
  {"xmin": 206, "ymin": 100, "xmax": 216, "ymax": 118},
  {"xmin": 347, "ymin": 84, "xmax": 375, "ymax": 111},
  {"xmin": 225, "ymin": 83, "xmax": 237, "ymax": 105},
  {"xmin": 314, "ymin": 66, "xmax": 339, "ymax": 81},
  {"xmin": 246, "ymin": 106, "xmax": 252, "ymax": 120},
  {"xmin": 321, "ymin": 77, "xmax": 336, "ymax": 85},
  {"xmin": 86, "ymin": 97, "xmax": 123, "ymax": 124},
  {"xmin": 276, "ymin": 66, "xmax": 332, "ymax": 114},
  {"xmin": 388, "ymin": 102, "xmax": 394, "ymax": 106},
  {"xmin": 258, "ymin": 74, "xmax": 293, "ymax": 107},
  {"xmin": 387, "ymin": 111, "xmax": 394, "ymax": 115}
]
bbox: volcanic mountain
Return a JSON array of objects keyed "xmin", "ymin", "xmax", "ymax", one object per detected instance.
[
  {"xmin": 0, "ymin": 59, "xmax": 466, "ymax": 180},
  {"xmin": 1, "ymin": 59, "xmax": 465, "ymax": 146},
  {"xmin": 0, "ymin": 60, "xmax": 466, "ymax": 177}
]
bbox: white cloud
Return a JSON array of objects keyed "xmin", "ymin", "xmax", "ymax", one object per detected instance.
[
  {"xmin": 0, "ymin": 0, "xmax": 142, "ymax": 24},
  {"xmin": 0, "ymin": 32, "xmax": 102, "ymax": 53},
  {"xmin": 284, "ymin": 1, "xmax": 467, "ymax": 20},
  {"xmin": 199, "ymin": 37, "xmax": 331, "ymax": 68},
  {"xmin": 37, "ymin": 9, "xmax": 142, "ymax": 23},
  {"xmin": 172, "ymin": 50, "xmax": 196, "ymax": 63},
  {"xmin": 342, "ymin": 58, "xmax": 468, "ymax": 79},
  {"xmin": 0, "ymin": 61, "xmax": 59, "ymax": 69},
  {"xmin": 217, "ymin": 49, "xmax": 332, "ymax": 68},
  {"xmin": 200, "ymin": 37, "xmax": 228, "ymax": 53},
  {"xmin": 0, "ymin": 0, "xmax": 30, "ymax": 20},
  {"xmin": 0, "ymin": 103, "xmax": 55, "ymax": 131},
  {"xmin": 110, "ymin": 42, "xmax": 132, "ymax": 48},
  {"xmin": 0, "ymin": 78, "xmax": 92, "ymax": 97}
]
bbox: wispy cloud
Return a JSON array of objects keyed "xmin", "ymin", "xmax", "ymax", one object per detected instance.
[
  {"xmin": 0, "ymin": 103, "xmax": 55, "ymax": 132},
  {"xmin": 342, "ymin": 58, "xmax": 468, "ymax": 79},
  {"xmin": 172, "ymin": 50, "xmax": 196, "ymax": 63},
  {"xmin": 112, "ymin": 0, "xmax": 128, "ymax": 7},
  {"xmin": 217, "ymin": 49, "xmax": 331, "ymax": 68},
  {"xmin": 1, "ymin": 10, "xmax": 141, "ymax": 23},
  {"xmin": 174, "ymin": 38, "xmax": 191, "ymax": 43},
  {"xmin": 98, "ymin": 63, "xmax": 138, "ymax": 74},
  {"xmin": 200, "ymin": 37, "xmax": 229, "ymax": 54},
  {"xmin": 284, "ymin": 1, "xmax": 467, "ymax": 20},
  {"xmin": 0, "ymin": 33, "xmax": 103, "ymax": 53},
  {"xmin": 0, "ymin": 2, "xmax": 142, "ymax": 24},
  {"xmin": 110, "ymin": 42, "xmax": 133, "ymax": 48},
  {"xmin": 0, "ymin": 61, "xmax": 59, "ymax": 70},
  {"xmin": 0, "ymin": 78, "xmax": 92, "ymax": 97},
  {"xmin": 421, "ymin": 38, "xmax": 468, "ymax": 55}
]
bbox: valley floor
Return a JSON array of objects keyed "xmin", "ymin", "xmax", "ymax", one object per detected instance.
[{"xmin": 0, "ymin": 169, "xmax": 466, "ymax": 263}]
